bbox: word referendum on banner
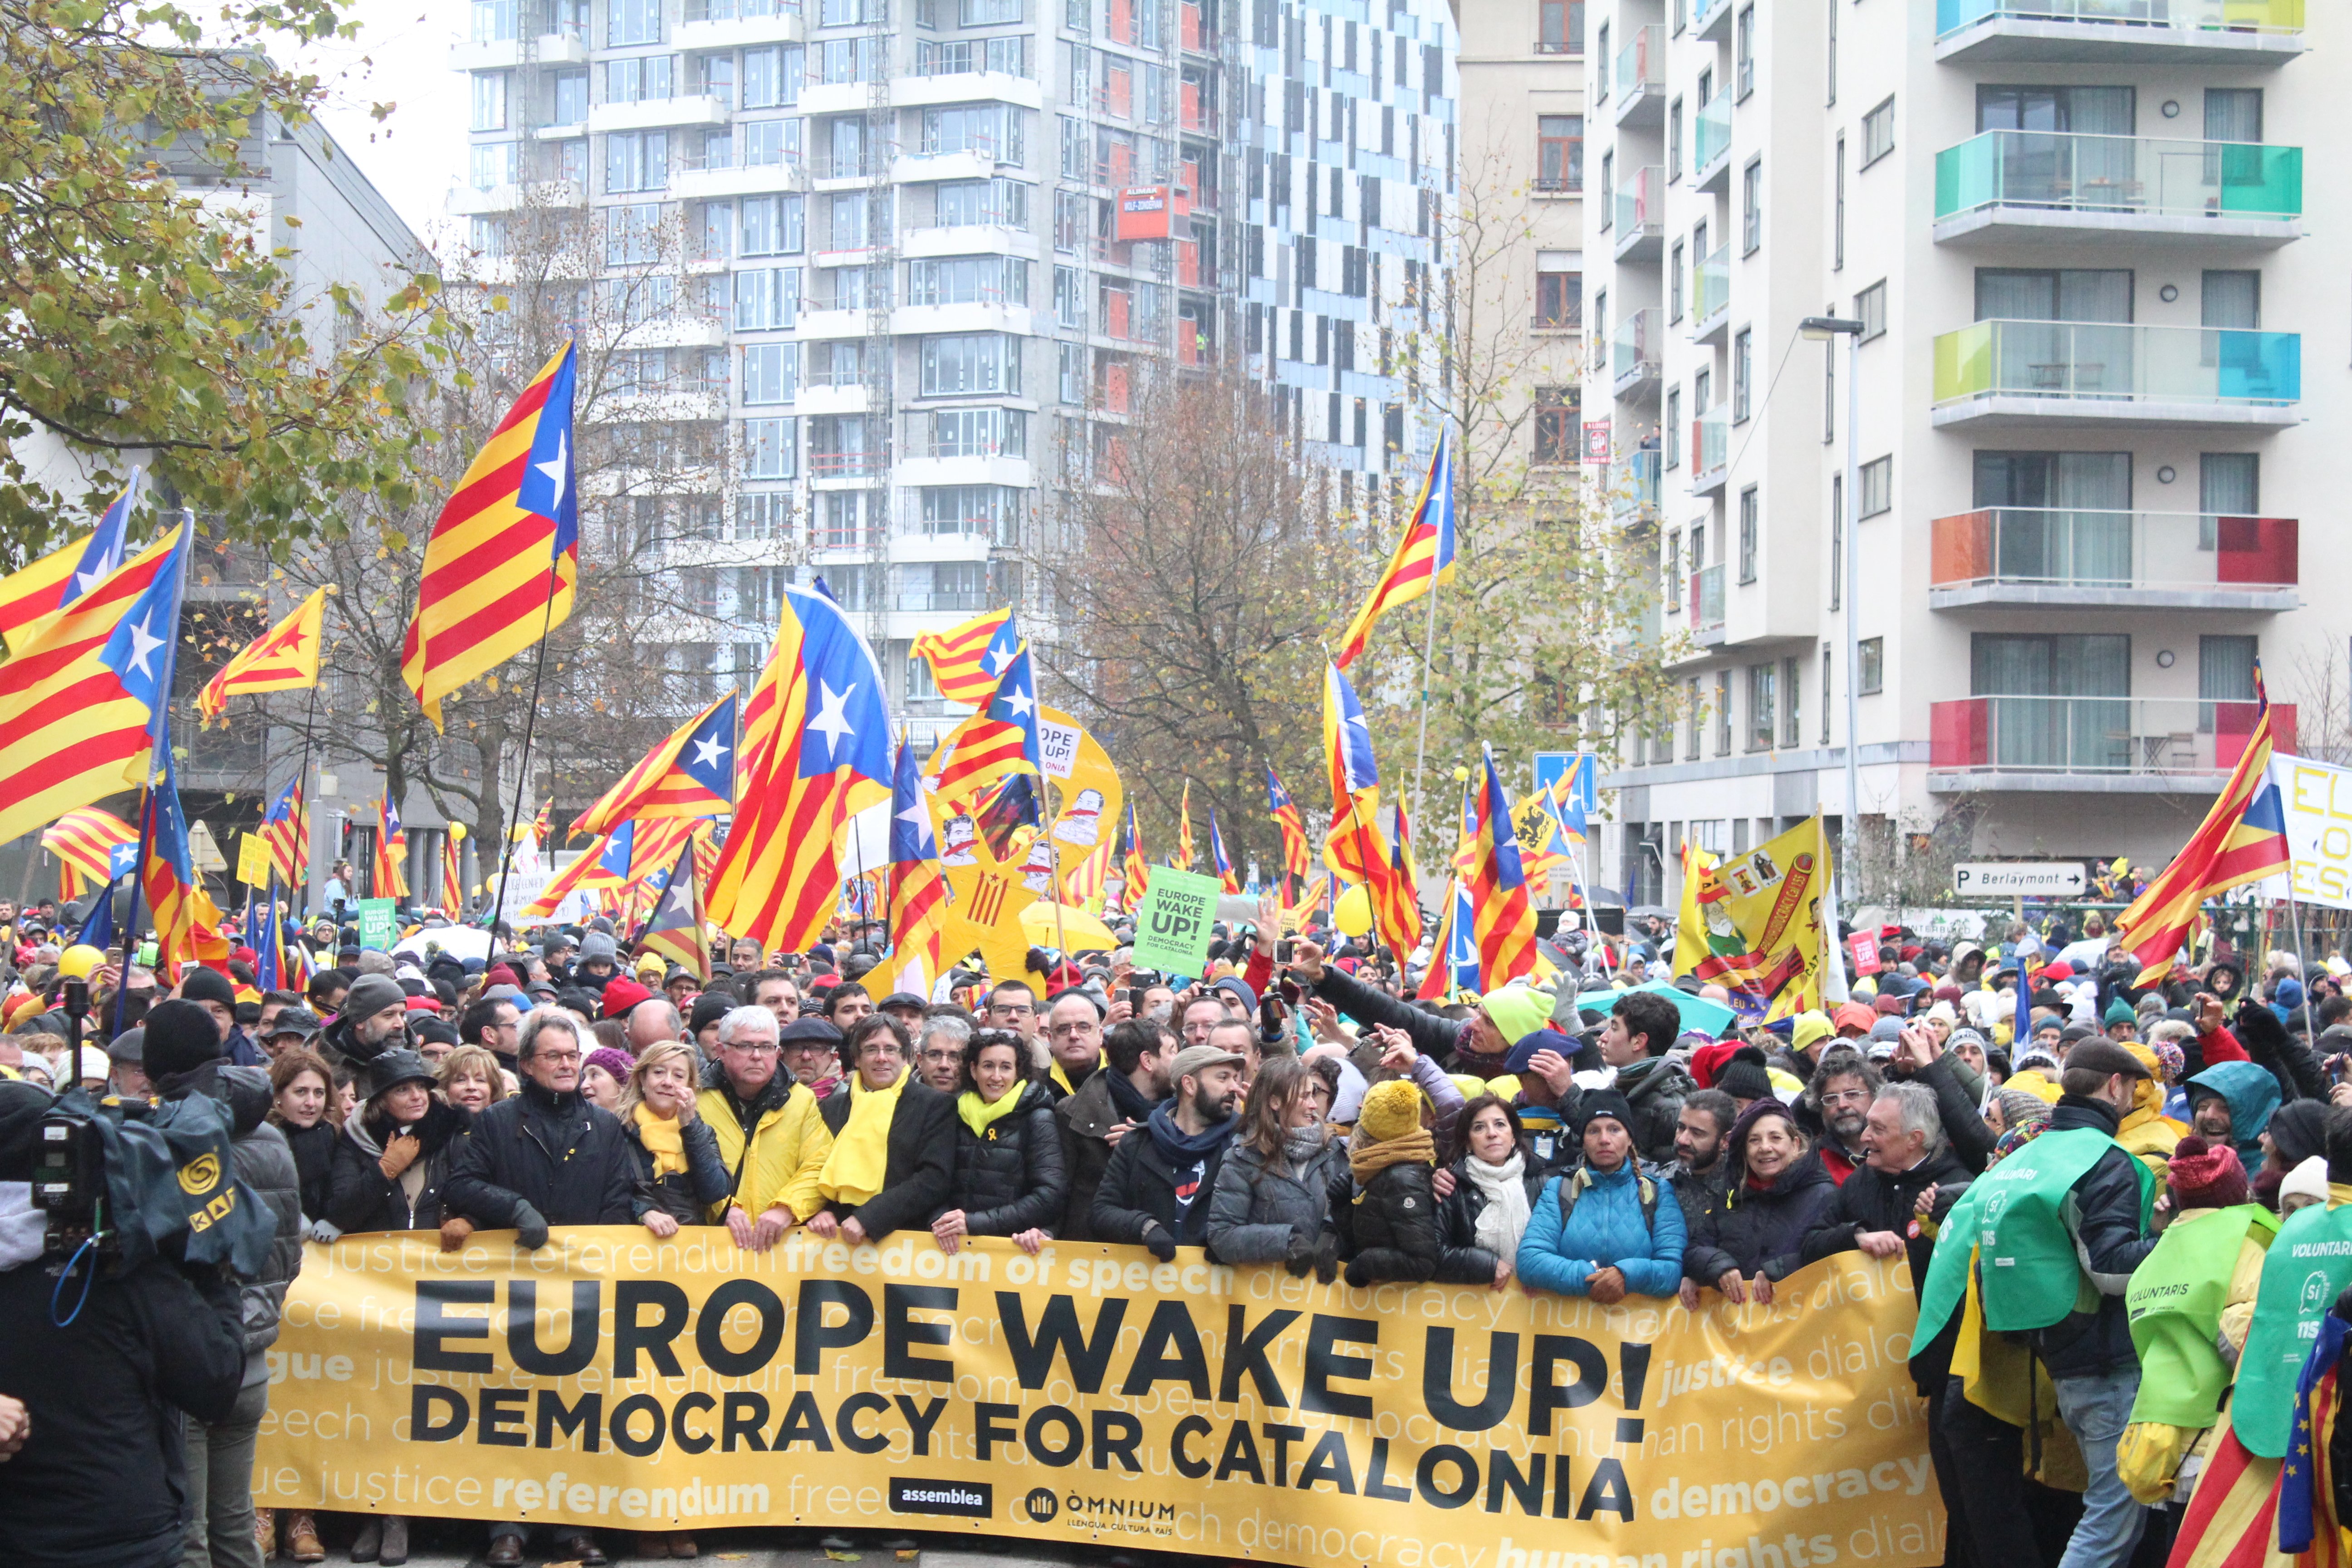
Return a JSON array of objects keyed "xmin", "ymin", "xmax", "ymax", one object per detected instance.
[{"xmin": 255, "ymin": 1233, "xmax": 1944, "ymax": 1568}]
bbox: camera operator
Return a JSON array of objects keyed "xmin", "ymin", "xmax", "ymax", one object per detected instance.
[
  {"xmin": 147, "ymin": 999, "xmax": 306, "ymax": 1568},
  {"xmin": 0, "ymin": 1079, "xmax": 249, "ymax": 1568}
]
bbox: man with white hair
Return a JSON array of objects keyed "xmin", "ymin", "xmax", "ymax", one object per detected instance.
[
  {"xmin": 914, "ymin": 1013, "xmax": 972, "ymax": 1095},
  {"xmin": 696, "ymin": 1004, "xmax": 830, "ymax": 1251}
]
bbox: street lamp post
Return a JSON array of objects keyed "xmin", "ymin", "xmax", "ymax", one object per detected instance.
[{"xmin": 1800, "ymin": 315, "xmax": 1865, "ymax": 905}]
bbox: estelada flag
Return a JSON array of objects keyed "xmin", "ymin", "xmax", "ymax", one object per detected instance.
[
  {"xmin": 402, "ymin": 343, "xmax": 578, "ymax": 730},
  {"xmin": 911, "ymin": 607, "xmax": 1020, "ymax": 707},
  {"xmin": 634, "ymin": 839, "xmax": 710, "ymax": 982},
  {"xmin": 0, "ymin": 468, "xmax": 137, "ymax": 656},
  {"xmin": 197, "ymin": 587, "xmax": 325, "ymax": 725},
  {"xmin": 571, "ymin": 690, "xmax": 738, "ymax": 838},
  {"xmin": 1332, "ymin": 428, "xmax": 1454, "ymax": 669}
]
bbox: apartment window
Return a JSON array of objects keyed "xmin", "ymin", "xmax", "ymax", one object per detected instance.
[
  {"xmin": 741, "ymin": 342, "xmax": 797, "ymax": 404},
  {"xmin": 472, "ymin": 0, "xmax": 516, "ymax": 43},
  {"xmin": 742, "ymin": 46, "xmax": 797, "ymax": 109},
  {"xmin": 1741, "ymin": 160, "xmax": 1762, "ymax": 252},
  {"xmin": 1595, "ymin": 23, "xmax": 1610, "ymax": 97},
  {"xmin": 1735, "ymin": 6, "xmax": 1755, "ymax": 98},
  {"xmin": 1664, "ymin": 388, "xmax": 1681, "ymax": 468},
  {"xmin": 1823, "ymin": 323, "xmax": 1836, "ymax": 441},
  {"xmin": 1537, "ymin": 115, "xmax": 1583, "ymax": 192},
  {"xmin": 1599, "ymin": 151, "xmax": 1613, "ymax": 220},
  {"xmin": 1828, "ymin": 475, "xmax": 1842, "ymax": 609},
  {"xmin": 605, "ymin": 54, "xmax": 674, "ymax": 103},
  {"xmin": 1857, "ymin": 638, "xmax": 1884, "ymax": 695},
  {"xmin": 1821, "ymin": 645, "xmax": 1833, "ymax": 743},
  {"xmin": 1732, "ymin": 329, "xmax": 1752, "ymax": 421},
  {"xmin": 1664, "ymin": 529, "xmax": 1682, "ymax": 611},
  {"xmin": 929, "ymin": 407, "xmax": 1026, "ymax": 458},
  {"xmin": 469, "ymin": 142, "xmax": 518, "ymax": 191},
  {"xmin": 908, "ymin": 256, "xmax": 1029, "ymax": 306},
  {"xmin": 1715, "ymin": 671, "xmax": 1732, "ymax": 755},
  {"xmin": 1685, "ymin": 677, "xmax": 1703, "ymax": 760},
  {"xmin": 1826, "ymin": 0, "xmax": 1836, "ymax": 105},
  {"xmin": 1669, "ymin": 98, "xmax": 1684, "ymax": 179},
  {"xmin": 734, "ymin": 267, "xmax": 799, "ymax": 329},
  {"xmin": 472, "ymin": 72, "xmax": 509, "ymax": 132},
  {"xmin": 921, "ymin": 485, "xmax": 1025, "ymax": 542},
  {"xmin": 1858, "ymin": 456, "xmax": 1891, "ymax": 518},
  {"xmin": 550, "ymin": 69, "xmax": 588, "ymax": 125},
  {"xmin": 1738, "ymin": 487, "xmax": 1758, "ymax": 583},
  {"xmin": 920, "ymin": 333, "xmax": 1022, "ymax": 397},
  {"xmin": 2203, "ymin": 270, "xmax": 2260, "ymax": 329},
  {"xmin": 1782, "ymin": 657, "xmax": 1802, "ymax": 748},
  {"xmin": 608, "ymin": 0, "xmax": 662, "ymax": 43},
  {"xmin": 1747, "ymin": 665, "xmax": 1776, "ymax": 752},
  {"xmin": 735, "ymin": 493, "xmax": 790, "ymax": 543},
  {"xmin": 742, "ymin": 416, "xmax": 796, "ymax": 478},
  {"xmin": 2200, "ymin": 452, "xmax": 2259, "ymax": 548},
  {"xmin": 1534, "ymin": 387, "xmax": 1579, "ymax": 464},
  {"xmin": 1861, "ymin": 96, "xmax": 1896, "ymax": 167},
  {"xmin": 2200, "ymin": 637, "xmax": 2259, "ymax": 730},
  {"xmin": 604, "ymin": 202, "xmax": 662, "ymax": 264},
  {"xmin": 939, "ymin": 179, "xmax": 1030, "ymax": 227},
  {"xmin": 2205, "ymin": 88, "xmax": 2263, "ymax": 143},
  {"xmin": 1539, "ymin": 0, "xmax": 1585, "ymax": 53},
  {"xmin": 1856, "ymin": 280, "xmax": 1886, "ymax": 340},
  {"xmin": 1053, "ymin": 264, "xmax": 1084, "ymax": 328},
  {"xmin": 1833, "ymin": 136, "xmax": 1844, "ymax": 270},
  {"xmin": 1669, "ymin": 241, "xmax": 1684, "ymax": 322},
  {"xmin": 923, "ymin": 104, "xmax": 1024, "ymax": 161},
  {"xmin": 606, "ymin": 131, "xmax": 669, "ymax": 192},
  {"xmin": 1535, "ymin": 263, "xmax": 1582, "ymax": 329},
  {"xmin": 740, "ymin": 194, "xmax": 804, "ymax": 255}
]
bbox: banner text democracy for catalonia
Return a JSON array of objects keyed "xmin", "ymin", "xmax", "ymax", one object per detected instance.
[{"xmin": 256, "ymin": 1233, "xmax": 1945, "ymax": 1568}]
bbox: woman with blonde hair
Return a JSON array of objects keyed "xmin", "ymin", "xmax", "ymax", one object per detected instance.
[{"xmin": 436, "ymin": 1044, "xmax": 507, "ymax": 1116}]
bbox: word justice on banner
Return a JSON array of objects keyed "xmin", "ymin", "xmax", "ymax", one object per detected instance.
[{"xmin": 256, "ymin": 1232, "xmax": 1945, "ymax": 1568}]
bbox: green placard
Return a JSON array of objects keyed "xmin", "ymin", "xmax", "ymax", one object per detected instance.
[
  {"xmin": 356, "ymin": 897, "xmax": 397, "ymax": 952},
  {"xmin": 1129, "ymin": 867, "xmax": 1223, "ymax": 978}
]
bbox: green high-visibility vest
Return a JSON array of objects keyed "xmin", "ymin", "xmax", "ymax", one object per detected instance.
[
  {"xmin": 1916, "ymin": 1128, "xmax": 2152, "ymax": 1348},
  {"xmin": 2232, "ymin": 1200, "xmax": 2352, "ymax": 1458},
  {"xmin": 2124, "ymin": 1204, "xmax": 2277, "ymax": 1428}
]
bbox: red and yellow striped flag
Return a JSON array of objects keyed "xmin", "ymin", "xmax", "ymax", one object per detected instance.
[
  {"xmin": 1174, "ymin": 780, "xmax": 1197, "ymax": 871},
  {"xmin": 196, "ymin": 588, "xmax": 325, "ymax": 725},
  {"xmin": 1333, "ymin": 428, "xmax": 1455, "ymax": 669},
  {"xmin": 402, "ymin": 343, "xmax": 578, "ymax": 730},
  {"xmin": 42, "ymin": 807, "xmax": 137, "ymax": 893},
  {"xmin": 261, "ymin": 779, "xmax": 309, "ymax": 891},
  {"xmin": 911, "ymin": 607, "xmax": 1019, "ymax": 706},
  {"xmin": 373, "ymin": 798, "xmax": 410, "ymax": 901},
  {"xmin": 440, "ymin": 830, "xmax": 465, "ymax": 914},
  {"xmin": 1465, "ymin": 743, "xmax": 1538, "ymax": 990},
  {"xmin": 0, "ymin": 470, "xmax": 138, "ymax": 657}
]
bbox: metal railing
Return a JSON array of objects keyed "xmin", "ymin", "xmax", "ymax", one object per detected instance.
[
  {"xmin": 1935, "ymin": 131, "xmax": 2302, "ymax": 223},
  {"xmin": 1610, "ymin": 307, "xmax": 1661, "ymax": 384},
  {"xmin": 1694, "ymin": 94, "xmax": 1731, "ymax": 175},
  {"xmin": 1689, "ymin": 563, "xmax": 1724, "ymax": 630},
  {"xmin": 1933, "ymin": 319, "xmax": 2301, "ymax": 407},
  {"xmin": 1929, "ymin": 507, "xmax": 2298, "ymax": 590},
  {"xmin": 1691, "ymin": 242, "xmax": 1730, "ymax": 324},
  {"xmin": 1614, "ymin": 24, "xmax": 1663, "ymax": 101},
  {"xmin": 1936, "ymin": 0, "xmax": 2303, "ymax": 39},
  {"xmin": 1930, "ymin": 696, "xmax": 2299, "ymax": 774}
]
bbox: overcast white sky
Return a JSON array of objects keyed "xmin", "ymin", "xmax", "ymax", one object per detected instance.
[{"xmin": 291, "ymin": 5, "xmax": 471, "ymax": 250}]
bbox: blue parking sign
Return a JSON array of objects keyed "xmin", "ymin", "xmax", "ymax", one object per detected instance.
[{"xmin": 1532, "ymin": 751, "xmax": 1597, "ymax": 813}]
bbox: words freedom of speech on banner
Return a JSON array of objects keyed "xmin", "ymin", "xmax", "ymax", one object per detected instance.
[{"xmin": 256, "ymin": 1233, "xmax": 1945, "ymax": 1568}]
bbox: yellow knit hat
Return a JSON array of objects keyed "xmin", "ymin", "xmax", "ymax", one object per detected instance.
[{"xmin": 1357, "ymin": 1078, "xmax": 1424, "ymax": 1143}]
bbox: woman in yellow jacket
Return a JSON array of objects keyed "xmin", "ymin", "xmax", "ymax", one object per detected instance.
[{"xmin": 696, "ymin": 1009, "xmax": 834, "ymax": 1244}]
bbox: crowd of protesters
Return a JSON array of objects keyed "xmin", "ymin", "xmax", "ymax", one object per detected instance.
[{"xmin": 4, "ymin": 886, "xmax": 2352, "ymax": 1567}]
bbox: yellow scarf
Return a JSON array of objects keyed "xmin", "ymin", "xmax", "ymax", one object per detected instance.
[
  {"xmin": 1049, "ymin": 1050, "xmax": 1107, "ymax": 1098},
  {"xmin": 820, "ymin": 1068, "xmax": 907, "ymax": 1205},
  {"xmin": 959, "ymin": 1085, "xmax": 1028, "ymax": 1141},
  {"xmin": 633, "ymin": 1103, "xmax": 687, "ymax": 1177}
]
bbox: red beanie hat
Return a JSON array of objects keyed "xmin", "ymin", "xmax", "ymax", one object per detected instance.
[
  {"xmin": 2166, "ymin": 1135, "xmax": 2248, "ymax": 1211},
  {"xmin": 600, "ymin": 975, "xmax": 655, "ymax": 1021}
]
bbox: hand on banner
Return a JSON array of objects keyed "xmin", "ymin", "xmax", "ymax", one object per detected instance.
[
  {"xmin": 1678, "ymin": 1278, "xmax": 1701, "ymax": 1312},
  {"xmin": 438, "ymin": 1216, "xmax": 473, "ymax": 1254},
  {"xmin": 1009, "ymin": 1227, "xmax": 1047, "ymax": 1256},
  {"xmin": 839, "ymin": 1216, "xmax": 868, "ymax": 1247},
  {"xmin": 805, "ymin": 1210, "xmax": 841, "ymax": 1244},
  {"xmin": 726, "ymin": 1204, "xmax": 756, "ymax": 1249},
  {"xmin": 933, "ymin": 1208, "xmax": 970, "ymax": 1254},
  {"xmin": 1140, "ymin": 1221, "xmax": 1177, "ymax": 1263},
  {"xmin": 644, "ymin": 1211, "xmax": 680, "ymax": 1239},
  {"xmin": 1288, "ymin": 940, "xmax": 1326, "ymax": 986},
  {"xmin": 1587, "ymin": 1266, "xmax": 1627, "ymax": 1305},
  {"xmin": 1856, "ymin": 1230, "xmax": 1905, "ymax": 1259},
  {"xmin": 1716, "ymin": 1269, "xmax": 1749, "ymax": 1303},
  {"xmin": 1491, "ymin": 1255, "xmax": 1514, "ymax": 1291}
]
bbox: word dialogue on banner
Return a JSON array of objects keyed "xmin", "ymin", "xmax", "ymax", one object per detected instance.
[{"xmin": 256, "ymin": 1233, "xmax": 1945, "ymax": 1568}]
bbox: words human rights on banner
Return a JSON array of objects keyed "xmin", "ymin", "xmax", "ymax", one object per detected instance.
[{"xmin": 257, "ymin": 1232, "xmax": 1944, "ymax": 1568}]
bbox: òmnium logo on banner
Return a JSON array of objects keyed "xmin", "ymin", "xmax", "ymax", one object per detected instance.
[
  {"xmin": 888, "ymin": 1479, "xmax": 991, "ymax": 1519},
  {"xmin": 1022, "ymin": 1488, "xmax": 1058, "ymax": 1524}
]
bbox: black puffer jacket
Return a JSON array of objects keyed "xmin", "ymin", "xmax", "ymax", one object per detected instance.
[
  {"xmin": 1434, "ymin": 1152, "xmax": 1548, "ymax": 1285},
  {"xmin": 2236, "ymin": 1000, "xmax": 2329, "ymax": 1105},
  {"xmin": 1327, "ymin": 1158, "xmax": 1440, "ymax": 1286},
  {"xmin": 1612, "ymin": 1055, "xmax": 1695, "ymax": 1167},
  {"xmin": 441, "ymin": 1078, "xmax": 636, "ymax": 1230},
  {"xmin": 816, "ymin": 1076, "xmax": 956, "ymax": 1240},
  {"xmin": 1685, "ymin": 1151, "xmax": 1842, "ymax": 1284},
  {"xmin": 327, "ymin": 1099, "xmax": 473, "ymax": 1234},
  {"xmin": 944, "ymin": 1078, "xmax": 1069, "ymax": 1238},
  {"xmin": 276, "ymin": 1117, "xmax": 337, "ymax": 1224},
  {"xmin": 619, "ymin": 1107, "xmax": 730, "ymax": 1224}
]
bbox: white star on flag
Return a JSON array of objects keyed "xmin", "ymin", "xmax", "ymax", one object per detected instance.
[
  {"xmin": 691, "ymin": 733, "xmax": 728, "ymax": 769},
  {"xmin": 999, "ymin": 682, "xmax": 1036, "ymax": 721},
  {"xmin": 124, "ymin": 612, "xmax": 165, "ymax": 678},
  {"xmin": 534, "ymin": 430, "xmax": 568, "ymax": 509},
  {"xmin": 808, "ymin": 681, "xmax": 858, "ymax": 758}
]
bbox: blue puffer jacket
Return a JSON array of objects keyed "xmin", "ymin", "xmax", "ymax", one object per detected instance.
[{"xmin": 1516, "ymin": 1161, "xmax": 1688, "ymax": 1298}]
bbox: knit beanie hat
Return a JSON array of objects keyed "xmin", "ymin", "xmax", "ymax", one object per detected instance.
[
  {"xmin": 2281, "ymin": 1155, "xmax": 2332, "ymax": 1212},
  {"xmin": 342, "ymin": 973, "xmax": 407, "ymax": 1024},
  {"xmin": 1357, "ymin": 1078, "xmax": 1424, "ymax": 1143},
  {"xmin": 143, "ymin": 998, "xmax": 227, "ymax": 1079},
  {"xmin": 1715, "ymin": 1045, "xmax": 1774, "ymax": 1104},
  {"xmin": 1993, "ymin": 1087, "xmax": 2054, "ymax": 1133},
  {"xmin": 2166, "ymin": 1135, "xmax": 2249, "ymax": 1210},
  {"xmin": 1789, "ymin": 1010, "xmax": 1833, "ymax": 1055},
  {"xmin": 583, "ymin": 1045, "xmax": 635, "ymax": 1087},
  {"xmin": 177, "ymin": 966, "xmax": 236, "ymax": 1010},
  {"xmin": 1480, "ymin": 984, "xmax": 1553, "ymax": 1048},
  {"xmin": 2104, "ymin": 996, "xmax": 2137, "ymax": 1027},
  {"xmin": 1575, "ymin": 1087, "xmax": 1633, "ymax": 1138},
  {"xmin": 578, "ymin": 931, "xmax": 618, "ymax": 966}
]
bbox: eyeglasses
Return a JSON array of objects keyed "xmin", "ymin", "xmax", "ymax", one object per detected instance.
[
  {"xmin": 1048, "ymin": 1023, "xmax": 1098, "ymax": 1039},
  {"xmin": 726, "ymin": 1041, "xmax": 781, "ymax": 1055},
  {"xmin": 535, "ymin": 1050, "xmax": 583, "ymax": 1066},
  {"xmin": 1821, "ymin": 1088, "xmax": 1873, "ymax": 1107},
  {"xmin": 990, "ymin": 1004, "xmax": 1034, "ymax": 1018}
]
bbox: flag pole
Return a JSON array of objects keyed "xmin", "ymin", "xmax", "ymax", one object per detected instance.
[
  {"xmin": 487, "ymin": 557, "xmax": 563, "ymax": 956},
  {"xmin": 1044, "ymin": 772, "xmax": 1068, "ymax": 965},
  {"xmin": 1409, "ymin": 562, "xmax": 1441, "ymax": 845},
  {"xmin": 115, "ymin": 511, "xmax": 195, "ymax": 1026},
  {"xmin": 291, "ymin": 676, "xmax": 321, "ymax": 921}
]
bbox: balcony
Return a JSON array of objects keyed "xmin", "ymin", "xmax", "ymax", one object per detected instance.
[
  {"xmin": 1690, "ymin": 408, "xmax": 1729, "ymax": 492},
  {"xmin": 1607, "ymin": 448, "xmax": 1662, "ymax": 517},
  {"xmin": 1695, "ymin": 0, "xmax": 1734, "ymax": 40},
  {"xmin": 1694, "ymin": 95, "xmax": 1732, "ymax": 192},
  {"xmin": 1928, "ymin": 696, "xmax": 2298, "ymax": 792},
  {"xmin": 672, "ymin": 162, "xmax": 806, "ymax": 199},
  {"xmin": 1931, "ymin": 319, "xmax": 2300, "ymax": 428},
  {"xmin": 677, "ymin": 5, "xmax": 804, "ymax": 49},
  {"xmin": 1689, "ymin": 563, "xmax": 1725, "ymax": 637},
  {"xmin": 1610, "ymin": 308, "xmax": 1662, "ymax": 398},
  {"xmin": 1934, "ymin": 131, "xmax": 2302, "ymax": 245},
  {"xmin": 1929, "ymin": 508, "xmax": 2298, "ymax": 610},
  {"xmin": 1613, "ymin": 26, "xmax": 1665, "ymax": 127},
  {"xmin": 1690, "ymin": 243, "xmax": 1730, "ymax": 343},
  {"xmin": 1612, "ymin": 166, "xmax": 1664, "ymax": 261},
  {"xmin": 588, "ymin": 96, "xmax": 730, "ymax": 133},
  {"xmin": 1935, "ymin": 0, "xmax": 2303, "ymax": 64}
]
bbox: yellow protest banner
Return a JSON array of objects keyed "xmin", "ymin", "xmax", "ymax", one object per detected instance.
[
  {"xmin": 1694, "ymin": 814, "xmax": 1838, "ymax": 1023},
  {"xmin": 237, "ymin": 832, "xmax": 274, "ymax": 890},
  {"xmin": 255, "ymin": 1232, "xmax": 1944, "ymax": 1568}
]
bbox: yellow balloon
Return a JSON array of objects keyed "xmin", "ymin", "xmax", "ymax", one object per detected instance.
[
  {"xmin": 448, "ymin": 822, "xmax": 467, "ymax": 843},
  {"xmin": 59, "ymin": 944, "xmax": 103, "ymax": 980},
  {"xmin": 1333, "ymin": 884, "xmax": 1373, "ymax": 938}
]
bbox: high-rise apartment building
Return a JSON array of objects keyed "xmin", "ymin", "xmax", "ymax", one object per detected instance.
[
  {"xmin": 1585, "ymin": 0, "xmax": 2329, "ymax": 904},
  {"xmin": 451, "ymin": 0, "xmax": 1459, "ymax": 752}
]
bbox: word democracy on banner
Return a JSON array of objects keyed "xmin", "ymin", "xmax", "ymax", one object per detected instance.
[{"xmin": 257, "ymin": 1231, "xmax": 1945, "ymax": 1568}]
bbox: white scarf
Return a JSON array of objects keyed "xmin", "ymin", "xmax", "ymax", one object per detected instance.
[{"xmin": 1464, "ymin": 1152, "xmax": 1531, "ymax": 1259}]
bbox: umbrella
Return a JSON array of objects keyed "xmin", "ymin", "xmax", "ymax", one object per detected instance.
[{"xmin": 1020, "ymin": 903, "xmax": 1118, "ymax": 954}]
